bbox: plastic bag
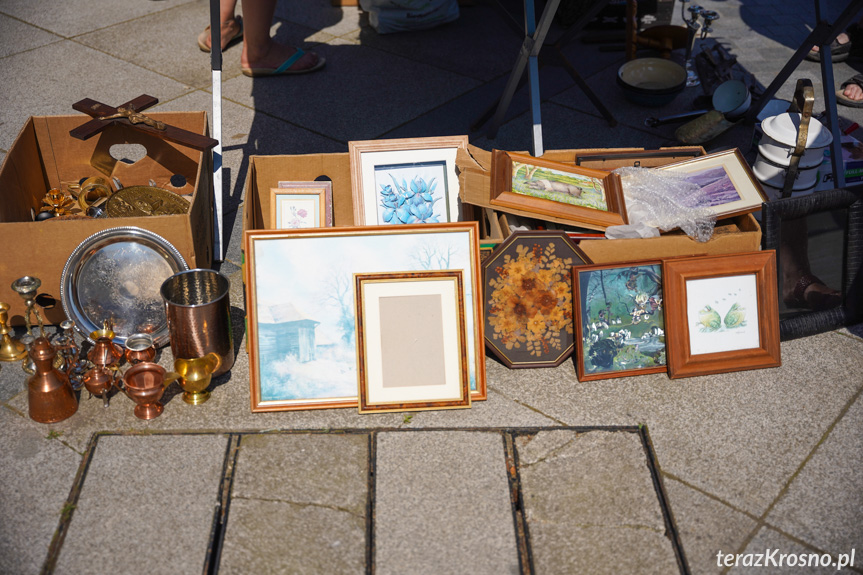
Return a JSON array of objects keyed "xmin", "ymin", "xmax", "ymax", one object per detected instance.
[
  {"xmin": 360, "ymin": 0, "xmax": 459, "ymax": 34},
  {"xmin": 608, "ymin": 166, "xmax": 717, "ymax": 242}
]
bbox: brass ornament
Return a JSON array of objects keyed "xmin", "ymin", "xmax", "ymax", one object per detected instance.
[{"xmin": 105, "ymin": 186, "xmax": 190, "ymax": 217}]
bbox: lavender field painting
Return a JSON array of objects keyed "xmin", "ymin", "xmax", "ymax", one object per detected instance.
[{"xmin": 683, "ymin": 166, "xmax": 741, "ymax": 207}]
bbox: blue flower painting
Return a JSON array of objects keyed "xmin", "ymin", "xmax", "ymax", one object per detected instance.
[
  {"xmin": 374, "ymin": 161, "xmax": 449, "ymax": 225},
  {"xmin": 249, "ymin": 227, "xmax": 479, "ymax": 409}
]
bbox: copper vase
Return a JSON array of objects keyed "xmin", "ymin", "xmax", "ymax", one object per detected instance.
[{"xmin": 27, "ymin": 337, "xmax": 77, "ymax": 424}]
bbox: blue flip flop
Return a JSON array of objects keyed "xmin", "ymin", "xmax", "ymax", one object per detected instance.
[{"xmin": 241, "ymin": 48, "xmax": 326, "ymax": 77}]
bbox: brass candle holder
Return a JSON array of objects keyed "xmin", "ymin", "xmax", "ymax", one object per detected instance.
[
  {"xmin": 11, "ymin": 276, "xmax": 46, "ymax": 337},
  {"xmin": 0, "ymin": 302, "xmax": 27, "ymax": 362}
]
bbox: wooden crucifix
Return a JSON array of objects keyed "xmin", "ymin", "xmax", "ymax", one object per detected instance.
[{"xmin": 70, "ymin": 94, "xmax": 218, "ymax": 151}]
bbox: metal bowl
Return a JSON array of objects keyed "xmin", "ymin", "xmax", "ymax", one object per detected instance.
[
  {"xmin": 60, "ymin": 227, "xmax": 189, "ymax": 348},
  {"xmin": 617, "ymin": 57, "xmax": 686, "ymax": 107}
]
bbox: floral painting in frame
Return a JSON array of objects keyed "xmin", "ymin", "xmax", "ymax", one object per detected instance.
[
  {"xmin": 349, "ymin": 136, "xmax": 468, "ymax": 226},
  {"xmin": 271, "ymin": 181, "xmax": 333, "ymax": 229},
  {"xmin": 572, "ymin": 260, "xmax": 667, "ymax": 381},
  {"xmin": 482, "ymin": 230, "xmax": 591, "ymax": 368}
]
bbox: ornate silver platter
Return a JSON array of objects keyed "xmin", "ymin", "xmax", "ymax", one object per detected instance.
[{"xmin": 61, "ymin": 227, "xmax": 189, "ymax": 348}]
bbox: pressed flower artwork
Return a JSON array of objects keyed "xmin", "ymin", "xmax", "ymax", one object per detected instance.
[
  {"xmin": 270, "ymin": 183, "xmax": 333, "ymax": 229},
  {"xmin": 374, "ymin": 160, "xmax": 449, "ymax": 224},
  {"xmin": 483, "ymin": 231, "xmax": 590, "ymax": 368}
]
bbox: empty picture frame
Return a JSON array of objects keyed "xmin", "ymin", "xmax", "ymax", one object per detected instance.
[
  {"xmin": 761, "ymin": 188, "xmax": 863, "ymax": 341},
  {"xmin": 483, "ymin": 230, "xmax": 591, "ymax": 368},
  {"xmin": 349, "ymin": 136, "xmax": 468, "ymax": 225},
  {"xmin": 243, "ymin": 222, "xmax": 486, "ymax": 412},
  {"xmin": 271, "ymin": 181, "xmax": 334, "ymax": 229},
  {"xmin": 658, "ymin": 148, "xmax": 767, "ymax": 219},
  {"xmin": 572, "ymin": 260, "xmax": 667, "ymax": 381},
  {"xmin": 573, "ymin": 147, "xmax": 704, "ymax": 170},
  {"xmin": 663, "ymin": 251, "xmax": 781, "ymax": 379},
  {"xmin": 355, "ymin": 270, "xmax": 470, "ymax": 414},
  {"xmin": 490, "ymin": 149, "xmax": 627, "ymax": 230}
]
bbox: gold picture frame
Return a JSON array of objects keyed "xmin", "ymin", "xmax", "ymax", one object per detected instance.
[
  {"xmin": 270, "ymin": 181, "xmax": 333, "ymax": 229},
  {"xmin": 490, "ymin": 149, "xmax": 628, "ymax": 230},
  {"xmin": 349, "ymin": 136, "xmax": 469, "ymax": 226},
  {"xmin": 355, "ymin": 270, "xmax": 470, "ymax": 414},
  {"xmin": 658, "ymin": 148, "xmax": 767, "ymax": 220}
]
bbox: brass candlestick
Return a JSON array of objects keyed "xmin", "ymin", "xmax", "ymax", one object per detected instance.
[
  {"xmin": 0, "ymin": 302, "xmax": 27, "ymax": 362},
  {"xmin": 11, "ymin": 277, "xmax": 46, "ymax": 337}
]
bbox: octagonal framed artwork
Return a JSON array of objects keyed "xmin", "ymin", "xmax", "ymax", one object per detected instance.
[{"xmin": 482, "ymin": 230, "xmax": 591, "ymax": 368}]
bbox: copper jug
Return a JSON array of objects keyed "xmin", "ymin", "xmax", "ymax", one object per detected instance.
[{"xmin": 28, "ymin": 337, "xmax": 78, "ymax": 424}]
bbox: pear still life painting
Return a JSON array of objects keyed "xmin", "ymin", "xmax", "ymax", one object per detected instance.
[
  {"xmin": 662, "ymin": 251, "xmax": 781, "ymax": 379},
  {"xmin": 572, "ymin": 260, "xmax": 668, "ymax": 381}
]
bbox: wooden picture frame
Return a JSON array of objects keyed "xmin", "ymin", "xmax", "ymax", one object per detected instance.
[
  {"xmin": 761, "ymin": 188, "xmax": 863, "ymax": 341},
  {"xmin": 572, "ymin": 260, "xmax": 667, "ymax": 381},
  {"xmin": 658, "ymin": 148, "xmax": 768, "ymax": 219},
  {"xmin": 483, "ymin": 230, "xmax": 591, "ymax": 368},
  {"xmin": 271, "ymin": 181, "xmax": 333, "ymax": 229},
  {"xmin": 490, "ymin": 149, "xmax": 628, "ymax": 230},
  {"xmin": 574, "ymin": 147, "xmax": 704, "ymax": 170},
  {"xmin": 355, "ymin": 270, "xmax": 471, "ymax": 414},
  {"xmin": 349, "ymin": 136, "xmax": 468, "ymax": 226},
  {"xmin": 243, "ymin": 223, "xmax": 486, "ymax": 412},
  {"xmin": 663, "ymin": 251, "xmax": 781, "ymax": 379}
]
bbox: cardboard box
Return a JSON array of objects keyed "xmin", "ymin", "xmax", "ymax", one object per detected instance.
[
  {"xmin": 0, "ymin": 113, "xmax": 214, "ymax": 324},
  {"xmin": 457, "ymin": 144, "xmax": 762, "ymax": 263}
]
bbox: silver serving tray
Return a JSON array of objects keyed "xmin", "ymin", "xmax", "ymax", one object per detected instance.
[{"xmin": 61, "ymin": 226, "xmax": 189, "ymax": 348}]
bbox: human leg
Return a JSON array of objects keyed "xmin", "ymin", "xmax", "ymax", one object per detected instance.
[
  {"xmin": 239, "ymin": 0, "xmax": 324, "ymax": 76},
  {"xmin": 197, "ymin": 0, "xmax": 243, "ymax": 52}
]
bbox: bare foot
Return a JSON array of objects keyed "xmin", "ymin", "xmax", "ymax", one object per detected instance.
[
  {"xmin": 242, "ymin": 40, "xmax": 322, "ymax": 72},
  {"xmin": 198, "ymin": 18, "xmax": 242, "ymax": 52}
]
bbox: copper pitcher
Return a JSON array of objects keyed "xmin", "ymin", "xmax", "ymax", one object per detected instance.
[
  {"xmin": 27, "ymin": 337, "xmax": 77, "ymax": 424},
  {"xmin": 88, "ymin": 336, "xmax": 123, "ymax": 368}
]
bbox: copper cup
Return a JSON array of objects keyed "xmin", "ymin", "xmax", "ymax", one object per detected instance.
[
  {"xmin": 124, "ymin": 333, "xmax": 156, "ymax": 364},
  {"xmin": 122, "ymin": 362, "xmax": 179, "ymax": 420},
  {"xmin": 160, "ymin": 270, "xmax": 234, "ymax": 377},
  {"xmin": 173, "ymin": 353, "xmax": 221, "ymax": 405}
]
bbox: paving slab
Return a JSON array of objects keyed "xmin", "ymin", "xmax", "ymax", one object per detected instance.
[
  {"xmin": 0, "ymin": 0, "xmax": 195, "ymax": 38},
  {"xmin": 0, "ymin": 407, "xmax": 82, "ymax": 575},
  {"xmin": 490, "ymin": 331, "xmax": 863, "ymax": 516},
  {"xmin": 374, "ymin": 431, "xmax": 519, "ymax": 575},
  {"xmin": 54, "ymin": 433, "xmax": 229, "ymax": 575},
  {"xmin": 221, "ymin": 39, "xmax": 480, "ymax": 143},
  {"xmin": 0, "ymin": 13, "xmax": 62, "ymax": 58},
  {"xmin": 662, "ymin": 476, "xmax": 759, "ymax": 575},
  {"xmin": 765, "ymin": 392, "xmax": 863, "ymax": 557},
  {"xmin": 218, "ymin": 433, "xmax": 368, "ymax": 574},
  {"xmin": 516, "ymin": 429, "xmax": 679, "ymax": 574},
  {"xmin": 0, "ymin": 41, "xmax": 190, "ymax": 152},
  {"xmin": 730, "ymin": 526, "xmax": 848, "ymax": 574}
]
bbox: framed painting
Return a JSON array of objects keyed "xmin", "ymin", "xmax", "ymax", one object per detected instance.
[
  {"xmin": 270, "ymin": 181, "xmax": 333, "ymax": 229},
  {"xmin": 349, "ymin": 136, "xmax": 468, "ymax": 225},
  {"xmin": 355, "ymin": 270, "xmax": 471, "ymax": 414},
  {"xmin": 490, "ymin": 149, "xmax": 627, "ymax": 230},
  {"xmin": 243, "ymin": 222, "xmax": 486, "ymax": 412},
  {"xmin": 572, "ymin": 260, "xmax": 667, "ymax": 381},
  {"xmin": 483, "ymin": 230, "xmax": 591, "ymax": 368},
  {"xmin": 663, "ymin": 251, "xmax": 781, "ymax": 379},
  {"xmin": 658, "ymin": 149, "xmax": 767, "ymax": 219},
  {"xmin": 761, "ymin": 188, "xmax": 863, "ymax": 341}
]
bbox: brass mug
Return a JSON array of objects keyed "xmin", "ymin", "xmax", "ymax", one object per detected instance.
[
  {"xmin": 173, "ymin": 353, "xmax": 221, "ymax": 405},
  {"xmin": 122, "ymin": 362, "xmax": 179, "ymax": 420}
]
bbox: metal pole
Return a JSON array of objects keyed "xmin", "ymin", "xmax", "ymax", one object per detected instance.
[{"xmin": 210, "ymin": 0, "xmax": 224, "ymax": 262}]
